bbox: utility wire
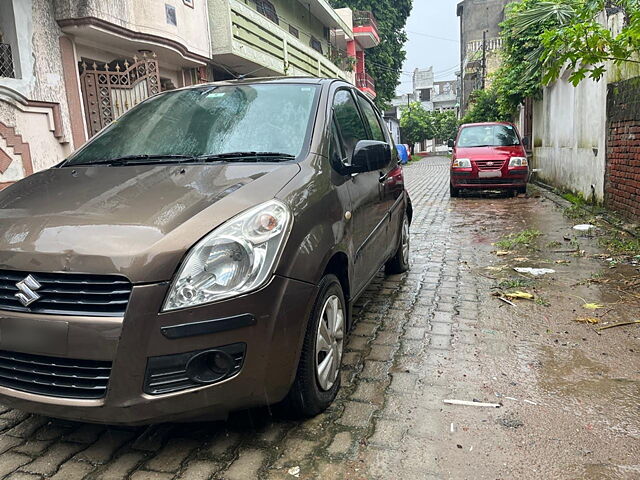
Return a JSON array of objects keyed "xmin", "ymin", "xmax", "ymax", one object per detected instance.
[{"xmin": 407, "ymin": 30, "xmax": 460, "ymax": 43}]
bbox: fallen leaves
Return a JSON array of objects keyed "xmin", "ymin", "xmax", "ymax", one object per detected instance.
[
  {"xmin": 575, "ymin": 317, "xmax": 600, "ymax": 324},
  {"xmin": 491, "ymin": 290, "xmax": 535, "ymax": 306},
  {"xmin": 583, "ymin": 303, "xmax": 605, "ymax": 310},
  {"xmin": 504, "ymin": 291, "xmax": 535, "ymax": 300}
]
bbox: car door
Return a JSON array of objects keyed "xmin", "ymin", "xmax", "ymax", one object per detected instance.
[
  {"xmin": 354, "ymin": 94, "xmax": 400, "ymax": 259},
  {"xmin": 332, "ymin": 88, "xmax": 388, "ymax": 296}
]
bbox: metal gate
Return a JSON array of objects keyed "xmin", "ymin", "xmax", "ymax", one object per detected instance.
[{"xmin": 79, "ymin": 52, "xmax": 161, "ymax": 138}]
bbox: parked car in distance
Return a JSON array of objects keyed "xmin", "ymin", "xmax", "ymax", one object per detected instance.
[
  {"xmin": 0, "ymin": 78, "xmax": 412, "ymax": 425},
  {"xmin": 448, "ymin": 122, "xmax": 529, "ymax": 197}
]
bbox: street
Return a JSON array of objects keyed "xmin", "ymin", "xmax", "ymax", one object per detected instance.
[{"xmin": 0, "ymin": 156, "xmax": 638, "ymax": 480}]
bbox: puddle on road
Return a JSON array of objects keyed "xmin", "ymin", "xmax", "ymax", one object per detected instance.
[
  {"xmin": 570, "ymin": 463, "xmax": 640, "ymax": 480},
  {"xmin": 537, "ymin": 346, "xmax": 640, "ymax": 437}
]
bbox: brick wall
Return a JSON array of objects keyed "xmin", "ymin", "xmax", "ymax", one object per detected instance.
[{"xmin": 606, "ymin": 77, "xmax": 640, "ymax": 219}]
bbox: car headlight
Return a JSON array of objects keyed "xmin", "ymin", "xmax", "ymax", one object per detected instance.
[
  {"xmin": 509, "ymin": 157, "xmax": 528, "ymax": 167},
  {"xmin": 452, "ymin": 158, "xmax": 471, "ymax": 168},
  {"xmin": 163, "ymin": 200, "xmax": 292, "ymax": 311}
]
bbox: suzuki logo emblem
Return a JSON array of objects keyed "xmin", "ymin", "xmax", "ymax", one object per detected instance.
[{"xmin": 15, "ymin": 275, "xmax": 42, "ymax": 307}]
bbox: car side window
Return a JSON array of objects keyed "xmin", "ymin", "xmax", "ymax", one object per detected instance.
[
  {"xmin": 333, "ymin": 90, "xmax": 368, "ymax": 163},
  {"xmin": 329, "ymin": 118, "xmax": 345, "ymax": 167},
  {"xmin": 357, "ymin": 96, "xmax": 386, "ymax": 142}
]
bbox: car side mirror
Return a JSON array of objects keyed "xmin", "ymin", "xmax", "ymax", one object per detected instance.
[
  {"xmin": 350, "ymin": 140, "xmax": 391, "ymax": 174},
  {"xmin": 447, "ymin": 139, "xmax": 455, "ymax": 148},
  {"xmin": 522, "ymin": 136, "xmax": 529, "ymax": 148}
]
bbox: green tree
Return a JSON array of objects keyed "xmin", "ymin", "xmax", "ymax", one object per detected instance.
[
  {"xmin": 460, "ymin": 88, "xmax": 510, "ymax": 124},
  {"xmin": 400, "ymin": 102, "xmax": 434, "ymax": 151},
  {"xmin": 493, "ymin": 0, "xmax": 640, "ymax": 117},
  {"xmin": 329, "ymin": 0, "xmax": 413, "ymax": 107},
  {"xmin": 432, "ymin": 110, "xmax": 459, "ymax": 144}
]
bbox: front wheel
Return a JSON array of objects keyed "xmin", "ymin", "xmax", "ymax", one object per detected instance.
[
  {"xmin": 284, "ymin": 274, "xmax": 345, "ymax": 417},
  {"xmin": 450, "ymin": 184, "xmax": 460, "ymax": 197},
  {"xmin": 385, "ymin": 212, "xmax": 410, "ymax": 274}
]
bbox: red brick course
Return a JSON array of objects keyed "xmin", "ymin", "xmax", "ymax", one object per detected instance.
[{"xmin": 606, "ymin": 78, "xmax": 640, "ymax": 219}]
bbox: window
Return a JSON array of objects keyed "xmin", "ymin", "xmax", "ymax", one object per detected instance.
[
  {"xmin": 288, "ymin": 25, "xmax": 299, "ymax": 38},
  {"xmin": 357, "ymin": 96, "xmax": 385, "ymax": 142},
  {"xmin": 165, "ymin": 4, "xmax": 177, "ymax": 25},
  {"xmin": 0, "ymin": 1, "xmax": 20, "ymax": 79},
  {"xmin": 256, "ymin": 0, "xmax": 279, "ymax": 24},
  {"xmin": 329, "ymin": 118, "xmax": 345, "ymax": 168},
  {"xmin": 0, "ymin": 33, "xmax": 15, "ymax": 78},
  {"xmin": 333, "ymin": 90, "xmax": 367, "ymax": 163},
  {"xmin": 310, "ymin": 37, "xmax": 323, "ymax": 54},
  {"xmin": 65, "ymin": 84, "xmax": 320, "ymax": 165},
  {"xmin": 419, "ymin": 88, "xmax": 431, "ymax": 102},
  {"xmin": 457, "ymin": 124, "xmax": 520, "ymax": 148}
]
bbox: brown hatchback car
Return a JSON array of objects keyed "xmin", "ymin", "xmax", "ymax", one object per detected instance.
[{"xmin": 0, "ymin": 78, "xmax": 411, "ymax": 425}]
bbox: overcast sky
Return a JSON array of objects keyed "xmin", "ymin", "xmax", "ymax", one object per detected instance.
[{"xmin": 396, "ymin": 0, "xmax": 461, "ymax": 95}]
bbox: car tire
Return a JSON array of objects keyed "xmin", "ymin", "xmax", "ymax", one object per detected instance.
[
  {"xmin": 385, "ymin": 212, "xmax": 410, "ymax": 275},
  {"xmin": 284, "ymin": 274, "xmax": 345, "ymax": 418},
  {"xmin": 517, "ymin": 186, "xmax": 527, "ymax": 195},
  {"xmin": 450, "ymin": 184, "xmax": 460, "ymax": 197}
]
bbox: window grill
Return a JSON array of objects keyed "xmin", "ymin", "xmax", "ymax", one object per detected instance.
[
  {"xmin": 310, "ymin": 37, "xmax": 323, "ymax": 54},
  {"xmin": 0, "ymin": 43, "xmax": 15, "ymax": 78},
  {"xmin": 255, "ymin": 0, "xmax": 279, "ymax": 24}
]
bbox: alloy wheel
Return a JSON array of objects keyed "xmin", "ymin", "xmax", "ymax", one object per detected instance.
[
  {"xmin": 401, "ymin": 216, "xmax": 410, "ymax": 265},
  {"xmin": 315, "ymin": 294, "xmax": 345, "ymax": 391}
]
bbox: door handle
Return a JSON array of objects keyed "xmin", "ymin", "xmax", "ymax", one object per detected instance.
[{"xmin": 378, "ymin": 172, "xmax": 388, "ymax": 183}]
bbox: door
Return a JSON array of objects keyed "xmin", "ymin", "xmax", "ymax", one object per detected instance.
[
  {"xmin": 332, "ymin": 89, "xmax": 388, "ymax": 295},
  {"xmin": 355, "ymin": 94, "xmax": 401, "ymax": 259}
]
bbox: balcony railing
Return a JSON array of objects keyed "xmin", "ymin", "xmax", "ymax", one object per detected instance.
[
  {"xmin": 353, "ymin": 11, "xmax": 378, "ymax": 31},
  {"xmin": 225, "ymin": 0, "xmax": 346, "ymax": 79},
  {"xmin": 0, "ymin": 44, "xmax": 15, "ymax": 78},
  {"xmin": 356, "ymin": 72, "xmax": 375, "ymax": 92}
]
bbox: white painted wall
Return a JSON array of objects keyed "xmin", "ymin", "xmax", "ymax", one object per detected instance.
[
  {"xmin": 532, "ymin": 71, "xmax": 607, "ymax": 202},
  {"xmin": 531, "ymin": 11, "xmax": 640, "ymax": 203}
]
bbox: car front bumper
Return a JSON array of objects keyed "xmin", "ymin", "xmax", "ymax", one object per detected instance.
[
  {"xmin": 450, "ymin": 168, "xmax": 528, "ymax": 189},
  {"xmin": 0, "ymin": 275, "xmax": 317, "ymax": 425}
]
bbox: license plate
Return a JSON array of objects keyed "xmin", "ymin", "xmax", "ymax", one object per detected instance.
[
  {"xmin": 0, "ymin": 317, "xmax": 69, "ymax": 355},
  {"xmin": 478, "ymin": 171, "xmax": 502, "ymax": 179}
]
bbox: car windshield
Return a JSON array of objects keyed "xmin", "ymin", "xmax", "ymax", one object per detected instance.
[
  {"xmin": 457, "ymin": 125, "xmax": 520, "ymax": 148},
  {"xmin": 64, "ymin": 84, "xmax": 320, "ymax": 166}
]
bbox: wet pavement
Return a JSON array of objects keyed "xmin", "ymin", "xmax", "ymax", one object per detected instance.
[{"xmin": 0, "ymin": 156, "xmax": 638, "ymax": 479}]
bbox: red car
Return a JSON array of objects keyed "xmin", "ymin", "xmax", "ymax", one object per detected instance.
[{"xmin": 449, "ymin": 122, "xmax": 529, "ymax": 197}]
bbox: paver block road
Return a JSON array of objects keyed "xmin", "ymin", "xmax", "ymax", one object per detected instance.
[{"xmin": 0, "ymin": 157, "xmax": 637, "ymax": 479}]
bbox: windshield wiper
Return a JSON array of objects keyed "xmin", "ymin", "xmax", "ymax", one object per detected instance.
[
  {"xmin": 63, "ymin": 154, "xmax": 196, "ymax": 167},
  {"xmin": 62, "ymin": 152, "xmax": 296, "ymax": 167},
  {"xmin": 192, "ymin": 152, "xmax": 296, "ymax": 163}
]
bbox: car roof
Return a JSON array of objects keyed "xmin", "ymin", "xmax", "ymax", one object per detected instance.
[
  {"xmin": 171, "ymin": 76, "xmax": 350, "ymax": 92},
  {"xmin": 460, "ymin": 122, "xmax": 515, "ymax": 128}
]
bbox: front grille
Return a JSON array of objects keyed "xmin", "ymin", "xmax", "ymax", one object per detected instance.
[
  {"xmin": 465, "ymin": 178, "xmax": 520, "ymax": 185},
  {"xmin": 145, "ymin": 344, "xmax": 246, "ymax": 395},
  {"xmin": 0, "ymin": 270, "xmax": 132, "ymax": 317},
  {"xmin": 0, "ymin": 350, "xmax": 111, "ymax": 399},
  {"xmin": 474, "ymin": 159, "xmax": 505, "ymax": 171}
]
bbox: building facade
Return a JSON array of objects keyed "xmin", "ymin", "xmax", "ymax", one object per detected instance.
[
  {"xmin": 0, "ymin": 0, "xmax": 373, "ymax": 189},
  {"xmin": 456, "ymin": 0, "xmax": 510, "ymax": 115},
  {"xmin": 432, "ymin": 80, "xmax": 458, "ymax": 112}
]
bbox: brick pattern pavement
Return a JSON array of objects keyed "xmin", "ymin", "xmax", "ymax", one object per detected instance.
[{"xmin": 0, "ymin": 158, "xmax": 473, "ymax": 479}]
